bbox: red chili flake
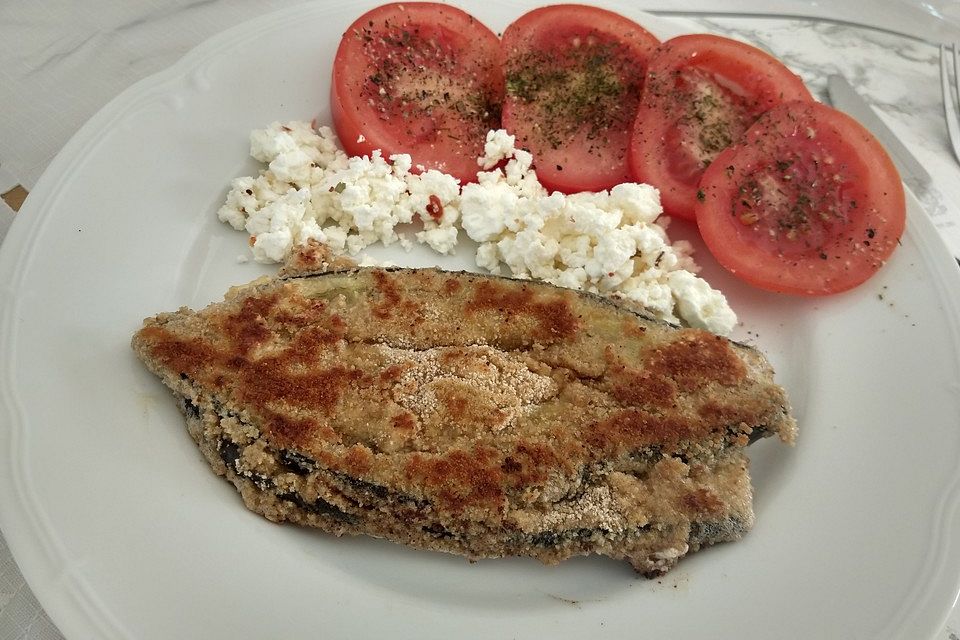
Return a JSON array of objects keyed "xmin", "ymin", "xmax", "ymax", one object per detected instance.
[{"xmin": 425, "ymin": 194, "xmax": 444, "ymax": 221}]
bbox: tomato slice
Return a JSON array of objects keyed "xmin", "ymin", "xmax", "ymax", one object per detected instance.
[
  {"xmin": 331, "ymin": 3, "xmax": 503, "ymax": 183},
  {"xmin": 500, "ymin": 5, "xmax": 660, "ymax": 193},
  {"xmin": 696, "ymin": 100, "xmax": 906, "ymax": 296},
  {"xmin": 629, "ymin": 34, "xmax": 813, "ymax": 221}
]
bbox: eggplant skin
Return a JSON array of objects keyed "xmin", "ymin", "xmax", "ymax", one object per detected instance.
[{"xmin": 132, "ymin": 267, "xmax": 795, "ymax": 572}]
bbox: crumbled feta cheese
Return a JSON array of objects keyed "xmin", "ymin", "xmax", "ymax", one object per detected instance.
[
  {"xmin": 221, "ymin": 122, "xmax": 419, "ymax": 260},
  {"xmin": 246, "ymin": 188, "xmax": 313, "ymax": 263},
  {"xmin": 479, "ymin": 129, "xmax": 518, "ymax": 170},
  {"xmin": 319, "ymin": 151, "xmax": 413, "ymax": 248},
  {"xmin": 405, "ymin": 169, "xmax": 461, "ymax": 253},
  {"xmin": 217, "ymin": 123, "xmax": 737, "ymax": 335},
  {"xmin": 416, "ymin": 226, "xmax": 459, "ymax": 254},
  {"xmin": 666, "ymin": 270, "xmax": 738, "ymax": 334},
  {"xmin": 217, "ymin": 176, "xmax": 258, "ymax": 230},
  {"xmin": 460, "ymin": 134, "xmax": 737, "ymax": 334}
]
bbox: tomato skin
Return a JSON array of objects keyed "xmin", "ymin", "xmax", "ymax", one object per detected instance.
[
  {"xmin": 629, "ymin": 34, "xmax": 814, "ymax": 221},
  {"xmin": 696, "ymin": 100, "xmax": 906, "ymax": 296},
  {"xmin": 331, "ymin": 3, "xmax": 503, "ymax": 183},
  {"xmin": 500, "ymin": 4, "xmax": 660, "ymax": 193}
]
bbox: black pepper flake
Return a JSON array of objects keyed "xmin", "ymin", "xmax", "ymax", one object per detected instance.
[
  {"xmin": 866, "ymin": 228, "xmax": 876, "ymax": 238},
  {"xmin": 696, "ymin": 189, "xmax": 705, "ymax": 202},
  {"xmin": 504, "ymin": 41, "xmax": 642, "ymax": 149},
  {"xmin": 556, "ymin": 164, "xmax": 563, "ymax": 171}
]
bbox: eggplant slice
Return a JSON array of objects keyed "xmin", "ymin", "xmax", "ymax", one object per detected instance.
[{"xmin": 132, "ymin": 267, "xmax": 795, "ymax": 575}]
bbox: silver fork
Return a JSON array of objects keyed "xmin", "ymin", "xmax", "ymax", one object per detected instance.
[{"xmin": 941, "ymin": 44, "xmax": 960, "ymax": 165}]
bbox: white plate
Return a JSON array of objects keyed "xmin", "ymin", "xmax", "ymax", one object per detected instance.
[{"xmin": 2, "ymin": 2, "xmax": 959, "ymax": 639}]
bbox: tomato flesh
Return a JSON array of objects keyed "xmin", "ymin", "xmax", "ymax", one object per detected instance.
[
  {"xmin": 696, "ymin": 101, "xmax": 906, "ymax": 295},
  {"xmin": 629, "ymin": 34, "xmax": 813, "ymax": 220},
  {"xmin": 501, "ymin": 5, "xmax": 660, "ymax": 193},
  {"xmin": 331, "ymin": 3, "xmax": 503, "ymax": 183}
]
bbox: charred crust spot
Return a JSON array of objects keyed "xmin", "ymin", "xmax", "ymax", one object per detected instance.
[
  {"xmin": 371, "ymin": 270, "xmax": 403, "ymax": 319},
  {"xmin": 391, "ymin": 412, "xmax": 417, "ymax": 433},
  {"xmin": 538, "ymin": 299, "xmax": 578, "ymax": 339},
  {"xmin": 370, "ymin": 269, "xmax": 424, "ymax": 320},
  {"xmin": 329, "ymin": 314, "xmax": 347, "ymax": 333},
  {"xmin": 622, "ymin": 321, "xmax": 648, "ymax": 337},
  {"xmin": 137, "ymin": 327, "xmax": 218, "ymax": 380},
  {"xmin": 683, "ymin": 488, "xmax": 725, "ymax": 515},
  {"xmin": 287, "ymin": 326, "xmax": 346, "ymax": 360},
  {"xmin": 610, "ymin": 369, "xmax": 678, "ymax": 409},
  {"xmin": 433, "ymin": 381, "xmax": 507, "ymax": 431},
  {"xmin": 342, "ymin": 444, "xmax": 374, "ymax": 475},
  {"xmin": 220, "ymin": 294, "xmax": 280, "ymax": 354},
  {"xmin": 379, "ymin": 363, "xmax": 409, "ymax": 385},
  {"xmin": 645, "ymin": 331, "xmax": 746, "ymax": 391},
  {"xmin": 238, "ymin": 362, "xmax": 361, "ymax": 417},
  {"xmin": 584, "ymin": 410, "xmax": 709, "ymax": 455},
  {"xmin": 440, "ymin": 389, "xmax": 468, "ymax": 418},
  {"xmin": 261, "ymin": 413, "xmax": 330, "ymax": 447},
  {"xmin": 404, "ymin": 448, "xmax": 504, "ymax": 512},
  {"xmin": 443, "ymin": 277, "xmax": 462, "ymax": 295},
  {"xmin": 465, "ymin": 280, "xmax": 579, "ymax": 341},
  {"xmin": 501, "ymin": 441, "xmax": 562, "ymax": 488},
  {"xmin": 501, "ymin": 456, "xmax": 523, "ymax": 474},
  {"xmin": 697, "ymin": 399, "xmax": 765, "ymax": 429}
]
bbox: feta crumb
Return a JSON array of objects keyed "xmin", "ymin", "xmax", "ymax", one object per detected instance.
[
  {"xmin": 246, "ymin": 188, "xmax": 312, "ymax": 263},
  {"xmin": 479, "ymin": 129, "xmax": 517, "ymax": 170},
  {"xmin": 666, "ymin": 270, "xmax": 738, "ymax": 335},
  {"xmin": 416, "ymin": 226, "xmax": 459, "ymax": 254}
]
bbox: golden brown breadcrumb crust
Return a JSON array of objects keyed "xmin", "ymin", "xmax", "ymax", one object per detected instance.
[{"xmin": 132, "ymin": 267, "xmax": 795, "ymax": 572}]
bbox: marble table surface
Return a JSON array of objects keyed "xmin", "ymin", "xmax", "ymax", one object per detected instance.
[{"xmin": 1, "ymin": 2, "xmax": 959, "ymax": 639}]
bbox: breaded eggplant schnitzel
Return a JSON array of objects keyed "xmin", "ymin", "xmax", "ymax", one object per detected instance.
[{"xmin": 132, "ymin": 267, "xmax": 795, "ymax": 575}]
